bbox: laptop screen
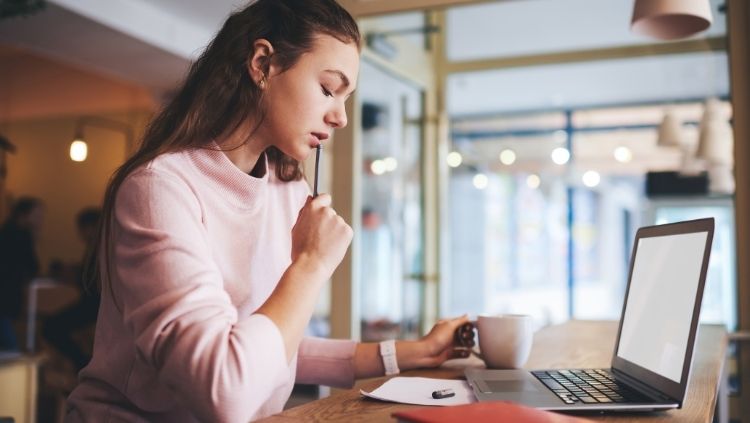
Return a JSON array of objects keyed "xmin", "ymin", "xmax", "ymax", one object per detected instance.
[{"xmin": 616, "ymin": 231, "xmax": 709, "ymax": 383}]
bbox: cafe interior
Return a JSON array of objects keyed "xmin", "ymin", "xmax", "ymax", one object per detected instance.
[{"xmin": 0, "ymin": 0, "xmax": 749, "ymax": 421}]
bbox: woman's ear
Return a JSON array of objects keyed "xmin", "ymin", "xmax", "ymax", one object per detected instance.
[{"xmin": 247, "ymin": 39, "xmax": 275, "ymax": 87}]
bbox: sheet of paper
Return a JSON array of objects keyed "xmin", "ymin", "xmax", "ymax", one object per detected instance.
[{"xmin": 360, "ymin": 377, "xmax": 476, "ymax": 406}]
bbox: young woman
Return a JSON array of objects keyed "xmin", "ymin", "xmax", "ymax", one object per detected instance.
[{"xmin": 66, "ymin": 1, "xmax": 469, "ymax": 421}]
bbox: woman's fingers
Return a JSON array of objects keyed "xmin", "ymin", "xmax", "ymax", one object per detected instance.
[
  {"xmin": 311, "ymin": 193, "xmax": 332, "ymax": 208},
  {"xmin": 291, "ymin": 194, "xmax": 352, "ymax": 276},
  {"xmin": 450, "ymin": 347, "xmax": 472, "ymax": 359}
]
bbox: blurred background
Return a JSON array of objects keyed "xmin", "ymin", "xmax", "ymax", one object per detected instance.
[{"xmin": 0, "ymin": 0, "xmax": 748, "ymax": 422}]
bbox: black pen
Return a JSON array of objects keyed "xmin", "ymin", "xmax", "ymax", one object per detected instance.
[
  {"xmin": 313, "ymin": 144, "xmax": 322, "ymax": 197},
  {"xmin": 431, "ymin": 388, "xmax": 455, "ymax": 399}
]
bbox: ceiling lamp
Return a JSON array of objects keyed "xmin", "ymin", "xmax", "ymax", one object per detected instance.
[
  {"xmin": 446, "ymin": 151, "xmax": 463, "ymax": 168},
  {"xmin": 656, "ymin": 110, "xmax": 684, "ymax": 148},
  {"xmin": 696, "ymin": 98, "xmax": 733, "ymax": 165},
  {"xmin": 370, "ymin": 159, "xmax": 386, "ymax": 175},
  {"xmin": 613, "ymin": 146, "xmax": 633, "ymax": 163},
  {"xmin": 70, "ymin": 116, "xmax": 132, "ymax": 163},
  {"xmin": 631, "ymin": 0, "xmax": 712, "ymax": 40},
  {"xmin": 526, "ymin": 174, "xmax": 541, "ymax": 189},
  {"xmin": 696, "ymin": 98, "xmax": 734, "ymax": 193},
  {"xmin": 551, "ymin": 147, "xmax": 570, "ymax": 165},
  {"xmin": 499, "ymin": 149, "xmax": 516, "ymax": 165},
  {"xmin": 582, "ymin": 170, "xmax": 601, "ymax": 188},
  {"xmin": 70, "ymin": 139, "xmax": 88, "ymax": 162},
  {"xmin": 473, "ymin": 173, "xmax": 488, "ymax": 190}
]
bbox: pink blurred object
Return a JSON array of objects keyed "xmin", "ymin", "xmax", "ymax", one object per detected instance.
[{"xmin": 631, "ymin": 0, "xmax": 712, "ymax": 40}]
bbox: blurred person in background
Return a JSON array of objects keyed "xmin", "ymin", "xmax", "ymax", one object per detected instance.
[
  {"xmin": 0, "ymin": 196, "xmax": 44, "ymax": 350},
  {"xmin": 0, "ymin": 135, "xmax": 16, "ymax": 223},
  {"xmin": 43, "ymin": 207, "xmax": 102, "ymax": 371}
]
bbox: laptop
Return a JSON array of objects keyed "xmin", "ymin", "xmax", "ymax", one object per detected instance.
[{"xmin": 465, "ymin": 217, "xmax": 715, "ymax": 412}]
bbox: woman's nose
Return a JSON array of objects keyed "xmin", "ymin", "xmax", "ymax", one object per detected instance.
[{"xmin": 325, "ymin": 103, "xmax": 347, "ymax": 129}]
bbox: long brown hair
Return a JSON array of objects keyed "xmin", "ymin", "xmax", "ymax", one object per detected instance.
[{"xmin": 86, "ymin": 0, "xmax": 360, "ymax": 305}]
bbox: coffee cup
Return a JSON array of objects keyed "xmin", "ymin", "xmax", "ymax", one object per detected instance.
[{"xmin": 474, "ymin": 314, "xmax": 534, "ymax": 369}]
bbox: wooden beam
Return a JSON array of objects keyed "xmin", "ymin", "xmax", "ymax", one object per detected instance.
[
  {"xmin": 727, "ymin": 0, "xmax": 750, "ymax": 418},
  {"xmin": 339, "ymin": 0, "xmax": 496, "ymax": 17},
  {"xmin": 445, "ymin": 37, "xmax": 727, "ymax": 74},
  {"xmin": 329, "ymin": 95, "xmax": 362, "ymax": 340}
]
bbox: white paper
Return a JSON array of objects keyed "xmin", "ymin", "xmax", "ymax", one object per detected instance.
[{"xmin": 360, "ymin": 377, "xmax": 476, "ymax": 406}]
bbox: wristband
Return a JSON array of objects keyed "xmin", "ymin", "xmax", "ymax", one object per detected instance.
[{"xmin": 379, "ymin": 339, "xmax": 400, "ymax": 376}]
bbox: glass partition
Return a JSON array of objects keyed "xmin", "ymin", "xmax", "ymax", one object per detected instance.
[
  {"xmin": 358, "ymin": 59, "xmax": 425, "ymax": 341},
  {"xmin": 441, "ymin": 0, "xmax": 733, "ymax": 328},
  {"xmin": 445, "ymin": 99, "xmax": 734, "ymax": 327}
]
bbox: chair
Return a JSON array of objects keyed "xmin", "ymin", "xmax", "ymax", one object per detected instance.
[
  {"xmin": 717, "ymin": 331, "xmax": 750, "ymax": 423},
  {"xmin": 23, "ymin": 278, "xmax": 80, "ymax": 423},
  {"xmin": 25, "ymin": 277, "xmax": 80, "ymax": 353}
]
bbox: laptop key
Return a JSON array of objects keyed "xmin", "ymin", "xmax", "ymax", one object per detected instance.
[
  {"xmin": 533, "ymin": 369, "xmax": 653, "ymax": 406},
  {"xmin": 541, "ymin": 380, "xmax": 565, "ymax": 391}
]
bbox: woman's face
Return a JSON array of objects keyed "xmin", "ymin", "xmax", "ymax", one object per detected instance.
[{"xmin": 259, "ymin": 34, "xmax": 360, "ymax": 162}]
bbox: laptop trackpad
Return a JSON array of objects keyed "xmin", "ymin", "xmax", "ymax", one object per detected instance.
[
  {"xmin": 468, "ymin": 370, "xmax": 560, "ymax": 405},
  {"xmin": 481, "ymin": 379, "xmax": 539, "ymax": 393}
]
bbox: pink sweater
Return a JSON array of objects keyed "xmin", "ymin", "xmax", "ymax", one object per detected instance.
[{"xmin": 65, "ymin": 147, "xmax": 357, "ymax": 422}]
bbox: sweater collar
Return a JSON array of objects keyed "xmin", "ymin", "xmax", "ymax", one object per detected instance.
[{"xmin": 186, "ymin": 144, "xmax": 270, "ymax": 211}]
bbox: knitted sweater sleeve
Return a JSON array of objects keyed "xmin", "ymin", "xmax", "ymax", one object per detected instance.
[
  {"xmin": 112, "ymin": 168, "xmax": 290, "ymax": 423},
  {"xmin": 296, "ymin": 337, "xmax": 357, "ymax": 388}
]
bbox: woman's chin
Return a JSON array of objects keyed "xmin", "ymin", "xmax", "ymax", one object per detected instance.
[
  {"xmin": 297, "ymin": 147, "xmax": 316, "ymax": 162},
  {"xmin": 273, "ymin": 145, "xmax": 307, "ymax": 162}
]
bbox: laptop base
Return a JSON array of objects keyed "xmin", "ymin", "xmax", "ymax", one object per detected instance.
[{"xmin": 465, "ymin": 368, "xmax": 678, "ymax": 412}]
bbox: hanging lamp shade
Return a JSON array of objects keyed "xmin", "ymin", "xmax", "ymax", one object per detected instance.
[
  {"xmin": 696, "ymin": 98, "xmax": 733, "ymax": 165},
  {"xmin": 631, "ymin": 0, "xmax": 712, "ymax": 40},
  {"xmin": 656, "ymin": 110, "xmax": 684, "ymax": 148}
]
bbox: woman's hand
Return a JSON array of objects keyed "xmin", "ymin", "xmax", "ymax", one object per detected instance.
[
  {"xmin": 396, "ymin": 315, "xmax": 473, "ymax": 371},
  {"xmin": 418, "ymin": 314, "xmax": 473, "ymax": 367},
  {"xmin": 291, "ymin": 194, "xmax": 353, "ymax": 279},
  {"xmin": 353, "ymin": 315, "xmax": 474, "ymax": 378},
  {"xmin": 259, "ymin": 194, "xmax": 352, "ymax": 363}
]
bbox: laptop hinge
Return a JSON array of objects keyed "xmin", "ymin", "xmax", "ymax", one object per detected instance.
[{"xmin": 610, "ymin": 368, "xmax": 678, "ymax": 404}]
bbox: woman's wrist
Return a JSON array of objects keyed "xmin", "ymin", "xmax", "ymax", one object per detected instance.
[
  {"xmin": 395, "ymin": 340, "xmax": 430, "ymax": 371},
  {"xmin": 353, "ymin": 339, "xmax": 439, "ymax": 379},
  {"xmin": 291, "ymin": 252, "xmax": 330, "ymax": 284}
]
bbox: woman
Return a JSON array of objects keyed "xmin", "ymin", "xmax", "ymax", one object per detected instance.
[{"xmin": 66, "ymin": 1, "xmax": 469, "ymax": 421}]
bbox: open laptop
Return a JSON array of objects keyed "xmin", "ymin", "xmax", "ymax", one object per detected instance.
[{"xmin": 465, "ymin": 217, "xmax": 715, "ymax": 412}]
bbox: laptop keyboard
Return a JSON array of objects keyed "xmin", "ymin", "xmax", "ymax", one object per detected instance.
[{"xmin": 531, "ymin": 369, "xmax": 650, "ymax": 405}]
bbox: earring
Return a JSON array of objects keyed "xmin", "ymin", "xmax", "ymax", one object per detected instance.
[{"xmin": 259, "ymin": 75, "xmax": 266, "ymax": 88}]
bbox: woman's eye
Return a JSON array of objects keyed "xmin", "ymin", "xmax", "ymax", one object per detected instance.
[{"xmin": 321, "ymin": 85, "xmax": 333, "ymax": 97}]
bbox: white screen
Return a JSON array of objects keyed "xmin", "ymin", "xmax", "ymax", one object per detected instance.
[{"xmin": 617, "ymin": 232, "xmax": 708, "ymax": 383}]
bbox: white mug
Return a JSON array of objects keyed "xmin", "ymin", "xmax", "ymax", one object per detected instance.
[{"xmin": 475, "ymin": 314, "xmax": 534, "ymax": 369}]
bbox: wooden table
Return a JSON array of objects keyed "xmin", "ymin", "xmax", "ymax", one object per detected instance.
[
  {"xmin": 0, "ymin": 354, "xmax": 44, "ymax": 423},
  {"xmin": 260, "ymin": 320, "xmax": 728, "ymax": 422}
]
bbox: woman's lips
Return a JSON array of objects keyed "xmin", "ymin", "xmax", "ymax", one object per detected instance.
[{"xmin": 310, "ymin": 132, "xmax": 329, "ymax": 147}]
